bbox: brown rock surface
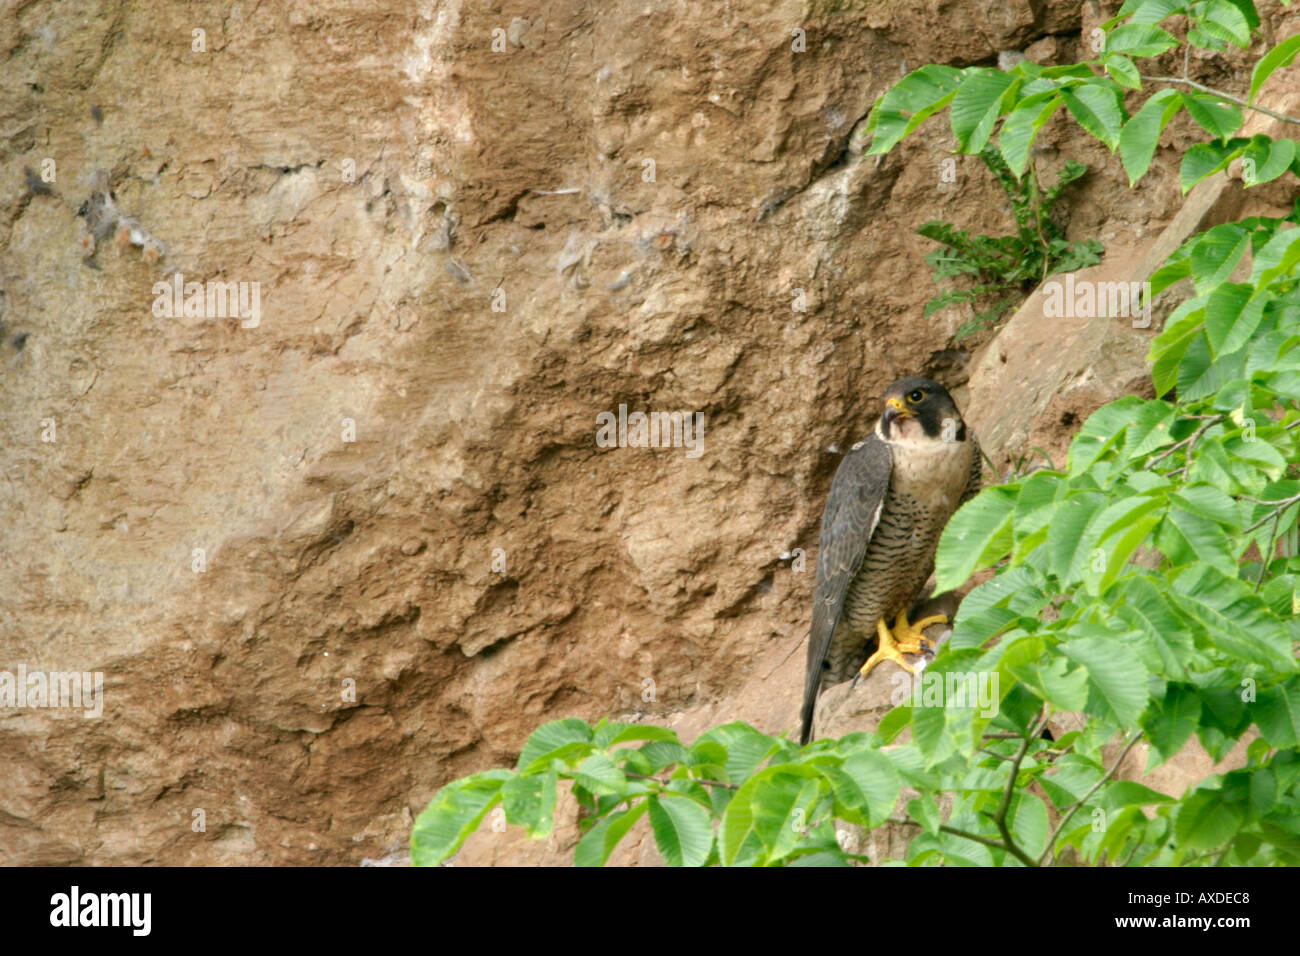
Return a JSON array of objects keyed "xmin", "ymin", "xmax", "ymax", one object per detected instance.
[{"xmin": 0, "ymin": 2, "xmax": 1290, "ymax": 866}]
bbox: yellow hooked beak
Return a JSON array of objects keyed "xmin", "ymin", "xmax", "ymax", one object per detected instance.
[{"xmin": 885, "ymin": 396, "xmax": 911, "ymax": 417}]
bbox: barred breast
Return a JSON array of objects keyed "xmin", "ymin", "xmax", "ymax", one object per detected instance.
[
  {"xmin": 822, "ymin": 490, "xmax": 946, "ymax": 682},
  {"xmin": 821, "ymin": 432, "xmax": 976, "ymax": 685}
]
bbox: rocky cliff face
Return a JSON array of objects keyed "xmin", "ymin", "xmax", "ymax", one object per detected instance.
[{"xmin": 0, "ymin": 0, "xmax": 1285, "ymax": 865}]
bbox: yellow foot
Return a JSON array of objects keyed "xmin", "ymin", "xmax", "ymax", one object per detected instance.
[{"xmin": 852, "ymin": 609, "xmax": 948, "ymax": 686}]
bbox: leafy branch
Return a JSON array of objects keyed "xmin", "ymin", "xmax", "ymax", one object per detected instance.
[
  {"xmin": 413, "ymin": 0, "xmax": 1300, "ymax": 868},
  {"xmin": 1039, "ymin": 730, "xmax": 1143, "ymax": 866},
  {"xmin": 1140, "ymin": 74, "xmax": 1300, "ymax": 126}
]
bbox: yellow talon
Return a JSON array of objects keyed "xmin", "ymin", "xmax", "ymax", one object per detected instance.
[{"xmin": 852, "ymin": 609, "xmax": 947, "ymax": 685}]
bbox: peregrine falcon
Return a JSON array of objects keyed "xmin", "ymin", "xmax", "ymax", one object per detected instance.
[{"xmin": 799, "ymin": 377, "xmax": 981, "ymax": 745}]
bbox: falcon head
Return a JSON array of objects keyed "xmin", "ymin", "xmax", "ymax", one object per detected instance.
[{"xmin": 879, "ymin": 376, "xmax": 967, "ymax": 443}]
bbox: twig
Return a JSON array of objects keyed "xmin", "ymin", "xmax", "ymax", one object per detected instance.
[
  {"xmin": 1140, "ymin": 75, "xmax": 1300, "ymax": 126},
  {"xmin": 1144, "ymin": 414, "xmax": 1225, "ymax": 474},
  {"xmin": 889, "ymin": 817, "xmax": 1021, "ymax": 853},
  {"xmin": 1038, "ymin": 729, "xmax": 1143, "ymax": 866},
  {"xmin": 991, "ymin": 712, "xmax": 1049, "ymax": 868},
  {"xmin": 1256, "ymin": 510, "xmax": 1282, "ymax": 593},
  {"xmin": 1244, "ymin": 491, "xmax": 1300, "ymax": 534},
  {"xmin": 892, "ymin": 714, "xmax": 1045, "ymax": 867},
  {"xmin": 941, "ymin": 824, "xmax": 1013, "ymax": 852},
  {"xmin": 1118, "ymin": 837, "xmax": 1143, "ymax": 867},
  {"xmin": 979, "ymin": 747, "xmax": 1015, "ymax": 762},
  {"xmin": 624, "ymin": 770, "xmax": 738, "ymax": 791}
]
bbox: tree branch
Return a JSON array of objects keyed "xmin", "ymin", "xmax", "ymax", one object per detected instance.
[
  {"xmin": 1038, "ymin": 729, "xmax": 1143, "ymax": 866},
  {"xmin": 1255, "ymin": 509, "xmax": 1282, "ymax": 593},
  {"xmin": 1243, "ymin": 491, "xmax": 1300, "ymax": 534},
  {"xmin": 990, "ymin": 712, "xmax": 1049, "ymax": 867},
  {"xmin": 1140, "ymin": 75, "xmax": 1300, "ymax": 126},
  {"xmin": 889, "ymin": 817, "xmax": 1025, "ymax": 854},
  {"xmin": 1144, "ymin": 414, "xmax": 1225, "ymax": 476}
]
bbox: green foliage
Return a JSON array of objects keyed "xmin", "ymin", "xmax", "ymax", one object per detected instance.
[
  {"xmin": 412, "ymin": 719, "xmax": 904, "ymax": 867},
  {"xmin": 857, "ymin": 0, "xmax": 1297, "ymax": 191},
  {"xmin": 414, "ymin": 0, "xmax": 1300, "ymax": 867},
  {"xmin": 919, "ymin": 148, "xmax": 1103, "ymax": 338}
]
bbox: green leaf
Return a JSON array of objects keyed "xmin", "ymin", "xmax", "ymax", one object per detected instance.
[
  {"xmin": 1061, "ymin": 634, "xmax": 1150, "ymax": 727},
  {"xmin": 1170, "ymin": 563, "xmax": 1296, "ymax": 670},
  {"xmin": 1161, "ymin": 507, "xmax": 1238, "ymax": 575},
  {"xmin": 1255, "ymin": 679, "xmax": 1300, "ymax": 749},
  {"xmin": 875, "ymin": 704, "xmax": 912, "ymax": 743},
  {"xmin": 911, "ymin": 699, "xmax": 958, "ymax": 764},
  {"xmin": 837, "ymin": 749, "xmax": 901, "ymax": 825},
  {"xmin": 606, "ymin": 724, "xmax": 681, "ymax": 746},
  {"xmin": 720, "ymin": 784, "xmax": 760, "ymax": 866},
  {"xmin": 1204, "ymin": 282, "xmax": 1265, "ymax": 357},
  {"xmin": 865, "ymin": 66, "xmax": 962, "ymax": 154},
  {"xmin": 1243, "ymin": 137, "xmax": 1297, "ymax": 186},
  {"xmin": 571, "ymin": 753, "xmax": 627, "ymax": 795},
  {"xmin": 789, "ymin": 850, "xmax": 853, "ymax": 867},
  {"xmin": 410, "ymin": 769, "xmax": 513, "ymax": 865},
  {"xmin": 1190, "ymin": 223, "xmax": 1252, "ymax": 292},
  {"xmin": 1142, "ymin": 683, "xmax": 1201, "ymax": 766},
  {"xmin": 517, "ymin": 718, "xmax": 593, "ymax": 771},
  {"xmin": 1150, "ymin": 296, "xmax": 1207, "ymax": 396},
  {"xmin": 1069, "ymin": 398, "xmax": 1147, "ymax": 474},
  {"xmin": 1200, "ymin": 0, "xmax": 1251, "ymax": 47},
  {"xmin": 1180, "ymin": 141, "xmax": 1244, "ymax": 193},
  {"xmin": 1119, "ymin": 90, "xmax": 1183, "ymax": 183},
  {"xmin": 934, "ymin": 487, "xmax": 1016, "ymax": 592},
  {"xmin": 501, "ymin": 764, "xmax": 558, "ymax": 836},
  {"xmin": 901, "ymin": 795, "xmax": 936, "ymax": 837},
  {"xmin": 696, "ymin": 722, "xmax": 778, "ymax": 784},
  {"xmin": 751, "ymin": 772, "xmax": 822, "ymax": 862},
  {"xmin": 647, "ymin": 794, "xmax": 714, "ymax": 867},
  {"xmin": 1174, "ymin": 787, "xmax": 1245, "ymax": 851},
  {"xmin": 1178, "ymin": 329, "xmax": 1244, "ymax": 401},
  {"xmin": 1104, "ymin": 24, "xmax": 1180, "ymax": 58},
  {"xmin": 574, "ymin": 801, "xmax": 648, "ymax": 866},
  {"xmin": 1046, "ymin": 492, "xmax": 1106, "ymax": 582},
  {"xmin": 1102, "ymin": 780, "xmax": 1175, "ymax": 806},
  {"xmin": 1104, "ymin": 54, "xmax": 1141, "ymax": 90},
  {"xmin": 1120, "ymin": 401, "xmax": 1178, "ymax": 461},
  {"xmin": 1096, "ymin": 805, "xmax": 1146, "ymax": 862},
  {"xmin": 1062, "ymin": 83, "xmax": 1126, "ymax": 150},
  {"xmin": 1250, "ymin": 32, "xmax": 1300, "ymax": 103},
  {"xmin": 1249, "ymin": 223, "xmax": 1300, "ymax": 284},
  {"xmin": 999, "ymin": 94, "xmax": 1062, "ymax": 177},
  {"xmin": 1009, "ymin": 650, "xmax": 1090, "ymax": 711},
  {"xmin": 1185, "ymin": 434, "xmax": 1237, "ymax": 489},
  {"xmin": 1225, "ymin": 433, "xmax": 1287, "ymax": 483},
  {"xmin": 639, "ymin": 740, "xmax": 690, "ymax": 772},
  {"xmin": 1007, "ymin": 792, "xmax": 1049, "ymax": 860},
  {"xmin": 950, "ymin": 70, "xmax": 1018, "ymax": 153},
  {"xmin": 1117, "ymin": 576, "xmax": 1196, "ymax": 679},
  {"xmin": 1172, "ymin": 483, "xmax": 1241, "ymax": 527},
  {"xmin": 1124, "ymin": 0, "xmax": 1188, "ymax": 26},
  {"xmin": 1087, "ymin": 498, "xmax": 1164, "ymax": 594}
]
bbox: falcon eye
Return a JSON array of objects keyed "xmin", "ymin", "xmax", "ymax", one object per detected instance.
[{"xmin": 907, "ymin": 389, "xmax": 925, "ymax": 403}]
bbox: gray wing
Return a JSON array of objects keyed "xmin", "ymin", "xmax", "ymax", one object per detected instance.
[{"xmin": 799, "ymin": 434, "xmax": 892, "ymax": 744}]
